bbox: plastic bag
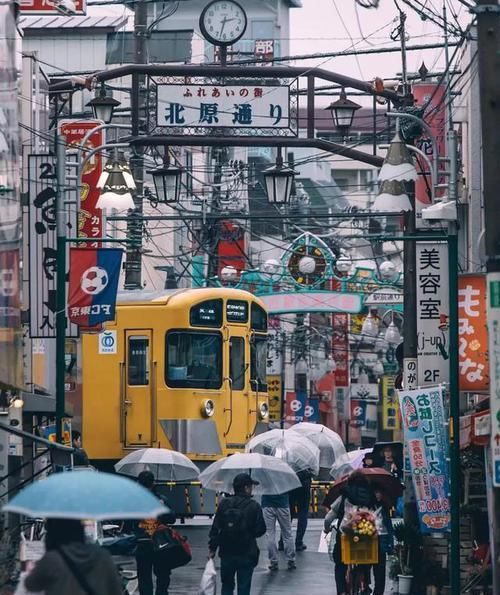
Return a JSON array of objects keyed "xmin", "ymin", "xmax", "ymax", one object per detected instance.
[{"xmin": 198, "ymin": 558, "xmax": 217, "ymax": 595}]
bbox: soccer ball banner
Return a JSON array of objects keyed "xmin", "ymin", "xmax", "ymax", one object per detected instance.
[{"xmin": 68, "ymin": 248, "xmax": 123, "ymax": 327}]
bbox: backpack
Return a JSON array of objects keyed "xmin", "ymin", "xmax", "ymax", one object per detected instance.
[{"xmin": 218, "ymin": 498, "xmax": 252, "ymax": 546}]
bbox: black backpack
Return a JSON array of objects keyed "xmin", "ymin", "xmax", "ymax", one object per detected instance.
[{"xmin": 218, "ymin": 498, "xmax": 252, "ymax": 546}]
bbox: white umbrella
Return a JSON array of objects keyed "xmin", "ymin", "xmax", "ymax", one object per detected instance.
[
  {"xmin": 289, "ymin": 422, "xmax": 346, "ymax": 468},
  {"xmin": 330, "ymin": 448, "xmax": 373, "ymax": 480},
  {"xmin": 199, "ymin": 453, "xmax": 301, "ymax": 495},
  {"xmin": 246, "ymin": 429, "xmax": 320, "ymax": 476},
  {"xmin": 115, "ymin": 448, "xmax": 200, "ymax": 482}
]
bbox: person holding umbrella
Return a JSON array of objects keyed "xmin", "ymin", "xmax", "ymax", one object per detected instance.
[
  {"xmin": 208, "ymin": 473, "xmax": 266, "ymax": 595},
  {"xmin": 24, "ymin": 518, "xmax": 123, "ymax": 595}
]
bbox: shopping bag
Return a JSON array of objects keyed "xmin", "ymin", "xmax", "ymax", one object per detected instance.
[{"xmin": 198, "ymin": 558, "xmax": 217, "ymax": 595}]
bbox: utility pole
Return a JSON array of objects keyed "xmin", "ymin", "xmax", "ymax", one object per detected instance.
[
  {"xmin": 475, "ymin": 0, "xmax": 500, "ymax": 590},
  {"xmin": 124, "ymin": 0, "xmax": 148, "ymax": 289}
]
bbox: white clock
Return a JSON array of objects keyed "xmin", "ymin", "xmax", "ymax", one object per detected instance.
[{"xmin": 199, "ymin": 0, "xmax": 247, "ymax": 46}]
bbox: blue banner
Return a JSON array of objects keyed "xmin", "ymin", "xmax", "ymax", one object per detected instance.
[{"xmin": 398, "ymin": 387, "xmax": 451, "ymax": 533}]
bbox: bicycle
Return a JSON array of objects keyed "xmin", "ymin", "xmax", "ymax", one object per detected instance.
[{"xmin": 341, "ymin": 533, "xmax": 378, "ymax": 595}]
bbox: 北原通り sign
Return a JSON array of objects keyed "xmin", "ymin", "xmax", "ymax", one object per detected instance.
[{"xmin": 155, "ymin": 83, "xmax": 294, "ymax": 135}]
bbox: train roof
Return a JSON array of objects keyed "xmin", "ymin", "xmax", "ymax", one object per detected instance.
[{"xmin": 116, "ymin": 287, "xmax": 266, "ymax": 307}]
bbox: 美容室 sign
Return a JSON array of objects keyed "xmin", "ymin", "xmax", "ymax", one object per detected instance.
[{"xmin": 156, "ymin": 84, "xmax": 290, "ymax": 131}]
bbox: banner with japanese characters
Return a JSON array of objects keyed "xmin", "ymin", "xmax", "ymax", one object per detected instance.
[
  {"xmin": 267, "ymin": 375, "xmax": 282, "ymax": 423},
  {"xmin": 381, "ymin": 375, "xmax": 400, "ymax": 431},
  {"xmin": 416, "ymin": 242, "xmax": 449, "ymax": 387},
  {"xmin": 28, "ymin": 155, "xmax": 79, "ymax": 338},
  {"xmin": 398, "ymin": 386, "xmax": 451, "ymax": 533},
  {"xmin": 284, "ymin": 390, "xmax": 306, "ymax": 426},
  {"xmin": 60, "ymin": 120, "xmax": 104, "ymax": 247},
  {"xmin": 458, "ymin": 274, "xmax": 489, "ymax": 391},
  {"xmin": 154, "ymin": 82, "xmax": 294, "ymax": 136},
  {"xmin": 332, "ymin": 313, "xmax": 349, "ymax": 388},
  {"xmin": 68, "ymin": 248, "xmax": 122, "ymax": 326}
]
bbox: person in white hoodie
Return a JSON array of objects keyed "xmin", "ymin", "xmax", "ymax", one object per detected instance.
[{"xmin": 25, "ymin": 518, "xmax": 123, "ymax": 595}]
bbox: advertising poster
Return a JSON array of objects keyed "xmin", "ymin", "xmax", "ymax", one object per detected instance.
[
  {"xmin": 284, "ymin": 390, "xmax": 306, "ymax": 425},
  {"xmin": 398, "ymin": 386, "xmax": 451, "ymax": 532},
  {"xmin": 267, "ymin": 374, "xmax": 282, "ymax": 423}
]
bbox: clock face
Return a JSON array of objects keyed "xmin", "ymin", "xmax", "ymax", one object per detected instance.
[{"xmin": 200, "ymin": 1, "xmax": 247, "ymax": 46}]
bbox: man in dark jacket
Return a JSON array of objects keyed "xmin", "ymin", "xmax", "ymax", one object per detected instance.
[
  {"xmin": 134, "ymin": 471, "xmax": 176, "ymax": 595},
  {"xmin": 288, "ymin": 469, "xmax": 312, "ymax": 551},
  {"xmin": 71, "ymin": 430, "xmax": 90, "ymax": 467},
  {"xmin": 208, "ymin": 473, "xmax": 266, "ymax": 595}
]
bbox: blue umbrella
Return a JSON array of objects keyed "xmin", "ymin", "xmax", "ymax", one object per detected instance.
[{"xmin": 2, "ymin": 470, "xmax": 169, "ymax": 520}]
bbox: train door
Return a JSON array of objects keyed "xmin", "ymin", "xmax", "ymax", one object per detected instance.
[
  {"xmin": 224, "ymin": 328, "xmax": 251, "ymax": 450},
  {"xmin": 123, "ymin": 330, "xmax": 154, "ymax": 447}
]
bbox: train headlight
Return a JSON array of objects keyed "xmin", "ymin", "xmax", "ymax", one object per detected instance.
[
  {"xmin": 258, "ymin": 402, "xmax": 269, "ymax": 420},
  {"xmin": 201, "ymin": 399, "xmax": 215, "ymax": 418}
]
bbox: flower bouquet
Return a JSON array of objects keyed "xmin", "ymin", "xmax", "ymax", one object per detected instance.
[{"xmin": 342, "ymin": 508, "xmax": 379, "ymax": 541}]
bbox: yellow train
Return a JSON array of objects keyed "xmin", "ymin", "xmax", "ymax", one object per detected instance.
[{"xmin": 82, "ymin": 287, "xmax": 269, "ymax": 470}]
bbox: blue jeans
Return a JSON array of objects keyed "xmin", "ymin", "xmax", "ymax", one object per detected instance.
[{"xmin": 220, "ymin": 556, "xmax": 254, "ymax": 595}]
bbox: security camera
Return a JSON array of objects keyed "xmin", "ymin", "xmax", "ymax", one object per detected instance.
[
  {"xmin": 421, "ymin": 200, "xmax": 457, "ymax": 221},
  {"xmin": 55, "ymin": 0, "xmax": 76, "ymax": 15}
]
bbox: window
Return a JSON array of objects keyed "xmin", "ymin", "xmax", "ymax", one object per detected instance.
[
  {"xmin": 190, "ymin": 299, "xmax": 223, "ymax": 328},
  {"xmin": 226, "ymin": 300, "xmax": 248, "ymax": 324},
  {"xmin": 230, "ymin": 337, "xmax": 246, "ymax": 391},
  {"xmin": 251, "ymin": 303, "xmax": 267, "ymax": 331},
  {"xmin": 128, "ymin": 336, "xmax": 149, "ymax": 386},
  {"xmin": 166, "ymin": 331, "xmax": 222, "ymax": 389},
  {"xmin": 251, "ymin": 335, "xmax": 267, "ymax": 392}
]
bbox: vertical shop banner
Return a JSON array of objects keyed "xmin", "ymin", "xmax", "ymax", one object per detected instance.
[
  {"xmin": 267, "ymin": 374, "xmax": 282, "ymax": 423},
  {"xmin": 28, "ymin": 155, "xmax": 79, "ymax": 338},
  {"xmin": 412, "ymin": 83, "xmax": 447, "ymax": 228},
  {"xmin": 304, "ymin": 399, "xmax": 319, "ymax": 423},
  {"xmin": 398, "ymin": 386, "xmax": 451, "ymax": 532},
  {"xmin": 416, "ymin": 242, "xmax": 449, "ymax": 387},
  {"xmin": 350, "ymin": 399, "xmax": 367, "ymax": 427},
  {"xmin": 381, "ymin": 375, "xmax": 400, "ymax": 431},
  {"xmin": 60, "ymin": 120, "xmax": 103, "ymax": 247},
  {"xmin": 487, "ymin": 272, "xmax": 500, "ymax": 486},
  {"xmin": 267, "ymin": 317, "xmax": 283, "ymax": 376},
  {"xmin": 284, "ymin": 390, "xmax": 306, "ymax": 425},
  {"xmin": 332, "ymin": 313, "xmax": 350, "ymax": 388},
  {"xmin": 458, "ymin": 274, "xmax": 489, "ymax": 391},
  {"xmin": 68, "ymin": 248, "xmax": 123, "ymax": 327},
  {"xmin": 217, "ymin": 221, "xmax": 246, "ymax": 278}
]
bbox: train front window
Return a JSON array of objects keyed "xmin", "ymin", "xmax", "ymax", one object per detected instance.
[
  {"xmin": 251, "ymin": 335, "xmax": 267, "ymax": 392},
  {"xmin": 166, "ymin": 332, "xmax": 222, "ymax": 389},
  {"xmin": 128, "ymin": 336, "xmax": 149, "ymax": 386}
]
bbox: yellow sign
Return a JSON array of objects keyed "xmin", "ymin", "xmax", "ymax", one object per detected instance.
[
  {"xmin": 267, "ymin": 375, "xmax": 282, "ymax": 422},
  {"xmin": 381, "ymin": 375, "xmax": 400, "ymax": 431}
]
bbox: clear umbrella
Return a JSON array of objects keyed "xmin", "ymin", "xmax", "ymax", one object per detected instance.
[
  {"xmin": 199, "ymin": 453, "xmax": 301, "ymax": 495},
  {"xmin": 289, "ymin": 422, "xmax": 346, "ymax": 468},
  {"xmin": 330, "ymin": 448, "xmax": 373, "ymax": 480},
  {"xmin": 246, "ymin": 429, "xmax": 320, "ymax": 476},
  {"xmin": 2, "ymin": 470, "xmax": 169, "ymax": 520},
  {"xmin": 115, "ymin": 448, "xmax": 200, "ymax": 482}
]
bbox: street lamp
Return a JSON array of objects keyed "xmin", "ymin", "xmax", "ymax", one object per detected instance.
[
  {"xmin": 146, "ymin": 148, "xmax": 183, "ymax": 205},
  {"xmin": 86, "ymin": 84, "xmax": 121, "ymax": 125},
  {"xmin": 325, "ymin": 88, "xmax": 362, "ymax": 133},
  {"xmin": 372, "ymin": 179, "xmax": 412, "ymax": 212},
  {"xmin": 378, "ymin": 131, "xmax": 417, "ymax": 183},
  {"xmin": 263, "ymin": 147, "xmax": 297, "ymax": 204},
  {"xmin": 385, "ymin": 320, "xmax": 401, "ymax": 345},
  {"xmin": 97, "ymin": 152, "xmax": 136, "ymax": 210}
]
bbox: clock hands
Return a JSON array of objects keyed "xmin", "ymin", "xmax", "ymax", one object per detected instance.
[{"xmin": 219, "ymin": 16, "xmax": 237, "ymax": 37}]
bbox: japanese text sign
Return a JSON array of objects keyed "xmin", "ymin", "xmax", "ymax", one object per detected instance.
[
  {"xmin": 487, "ymin": 272, "xmax": 500, "ymax": 486},
  {"xmin": 267, "ymin": 374, "xmax": 282, "ymax": 423},
  {"xmin": 19, "ymin": 0, "xmax": 85, "ymax": 13},
  {"xmin": 28, "ymin": 155, "xmax": 78, "ymax": 338},
  {"xmin": 60, "ymin": 120, "xmax": 104, "ymax": 247},
  {"xmin": 156, "ymin": 84, "xmax": 291, "ymax": 132},
  {"xmin": 416, "ymin": 242, "xmax": 449, "ymax": 387},
  {"xmin": 350, "ymin": 399, "xmax": 367, "ymax": 427},
  {"xmin": 68, "ymin": 248, "xmax": 122, "ymax": 327},
  {"xmin": 285, "ymin": 390, "xmax": 305, "ymax": 426},
  {"xmin": 332, "ymin": 313, "xmax": 349, "ymax": 388},
  {"xmin": 412, "ymin": 83, "xmax": 447, "ymax": 228},
  {"xmin": 458, "ymin": 274, "xmax": 489, "ymax": 391},
  {"xmin": 382, "ymin": 375, "xmax": 400, "ymax": 431},
  {"xmin": 398, "ymin": 386, "xmax": 451, "ymax": 533}
]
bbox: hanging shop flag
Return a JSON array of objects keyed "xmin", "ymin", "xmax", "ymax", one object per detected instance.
[
  {"xmin": 68, "ymin": 248, "xmax": 123, "ymax": 327},
  {"xmin": 284, "ymin": 390, "xmax": 307, "ymax": 426},
  {"xmin": 381, "ymin": 375, "xmax": 400, "ymax": 431},
  {"xmin": 332, "ymin": 313, "xmax": 350, "ymax": 388},
  {"xmin": 349, "ymin": 399, "xmax": 367, "ymax": 428},
  {"xmin": 304, "ymin": 398, "xmax": 320, "ymax": 423},
  {"xmin": 416, "ymin": 242, "xmax": 449, "ymax": 387},
  {"xmin": 398, "ymin": 386, "xmax": 451, "ymax": 533},
  {"xmin": 458, "ymin": 274, "xmax": 489, "ymax": 391}
]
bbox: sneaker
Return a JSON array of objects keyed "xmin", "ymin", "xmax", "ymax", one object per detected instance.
[
  {"xmin": 295, "ymin": 543, "xmax": 307, "ymax": 551},
  {"xmin": 287, "ymin": 560, "xmax": 297, "ymax": 570},
  {"xmin": 269, "ymin": 562, "xmax": 279, "ymax": 571}
]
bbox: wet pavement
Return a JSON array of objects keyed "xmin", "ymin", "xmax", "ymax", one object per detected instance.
[{"xmin": 167, "ymin": 518, "xmax": 338, "ymax": 594}]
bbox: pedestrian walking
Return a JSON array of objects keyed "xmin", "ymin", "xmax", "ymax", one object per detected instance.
[
  {"xmin": 208, "ymin": 473, "xmax": 266, "ymax": 595},
  {"xmin": 261, "ymin": 491, "xmax": 296, "ymax": 571},
  {"xmin": 288, "ymin": 469, "xmax": 312, "ymax": 551},
  {"xmin": 371, "ymin": 487, "xmax": 394, "ymax": 595},
  {"xmin": 24, "ymin": 518, "xmax": 122, "ymax": 595},
  {"xmin": 134, "ymin": 470, "xmax": 177, "ymax": 595},
  {"xmin": 72, "ymin": 430, "xmax": 90, "ymax": 467}
]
